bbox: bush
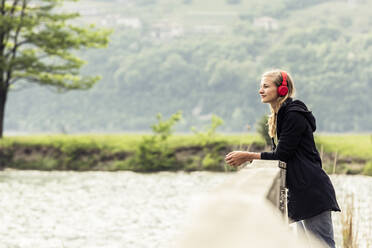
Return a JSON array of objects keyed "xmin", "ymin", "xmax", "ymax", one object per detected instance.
[
  {"xmin": 362, "ymin": 161, "xmax": 372, "ymax": 176},
  {"xmin": 130, "ymin": 112, "xmax": 182, "ymax": 172},
  {"xmin": 202, "ymin": 153, "xmax": 222, "ymax": 171},
  {"xmin": 184, "ymin": 156, "xmax": 201, "ymax": 171},
  {"xmin": 192, "ymin": 115, "xmax": 224, "ymax": 147},
  {"xmin": 256, "ymin": 115, "xmax": 271, "ymax": 146},
  {"xmin": 192, "ymin": 115, "xmax": 227, "ymax": 171}
]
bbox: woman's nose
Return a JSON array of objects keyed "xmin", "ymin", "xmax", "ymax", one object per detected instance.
[{"xmin": 259, "ymin": 88, "xmax": 264, "ymax": 94}]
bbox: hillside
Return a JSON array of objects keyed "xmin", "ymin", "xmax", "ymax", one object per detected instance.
[{"xmin": 4, "ymin": 0, "xmax": 372, "ymax": 133}]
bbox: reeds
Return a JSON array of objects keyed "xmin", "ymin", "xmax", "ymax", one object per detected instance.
[{"xmin": 341, "ymin": 193, "xmax": 358, "ymax": 248}]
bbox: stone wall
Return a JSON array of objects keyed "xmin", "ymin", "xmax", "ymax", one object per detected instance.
[{"xmin": 176, "ymin": 160, "xmax": 326, "ymax": 248}]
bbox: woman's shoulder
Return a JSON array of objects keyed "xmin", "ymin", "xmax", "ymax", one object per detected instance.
[
  {"xmin": 286, "ymin": 98, "xmax": 310, "ymax": 112},
  {"xmin": 282, "ymin": 99, "xmax": 317, "ymax": 132}
]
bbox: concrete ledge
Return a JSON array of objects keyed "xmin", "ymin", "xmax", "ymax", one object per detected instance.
[{"xmin": 176, "ymin": 160, "xmax": 325, "ymax": 248}]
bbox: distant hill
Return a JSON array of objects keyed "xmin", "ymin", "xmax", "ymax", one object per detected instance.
[{"xmin": 5, "ymin": 0, "xmax": 372, "ymax": 133}]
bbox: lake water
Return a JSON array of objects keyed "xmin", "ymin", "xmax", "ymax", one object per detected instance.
[{"xmin": 0, "ymin": 170, "xmax": 371, "ymax": 248}]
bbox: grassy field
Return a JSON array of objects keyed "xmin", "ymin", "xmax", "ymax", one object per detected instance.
[
  {"xmin": 0, "ymin": 133, "xmax": 264, "ymax": 172},
  {"xmin": 315, "ymin": 134, "xmax": 372, "ymax": 160},
  {"xmin": 1, "ymin": 133, "xmax": 370, "ymax": 159},
  {"xmin": 1, "ymin": 133, "xmax": 370, "ymax": 175},
  {"xmin": 0, "ymin": 133, "xmax": 263, "ymax": 152}
]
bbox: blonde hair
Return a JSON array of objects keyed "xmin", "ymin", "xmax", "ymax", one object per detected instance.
[{"xmin": 262, "ymin": 69, "xmax": 296, "ymax": 138}]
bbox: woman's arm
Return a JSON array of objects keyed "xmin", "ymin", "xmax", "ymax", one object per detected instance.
[
  {"xmin": 225, "ymin": 151, "xmax": 261, "ymax": 167},
  {"xmin": 261, "ymin": 111, "xmax": 307, "ymax": 162},
  {"xmin": 226, "ymin": 112, "xmax": 308, "ymax": 167}
]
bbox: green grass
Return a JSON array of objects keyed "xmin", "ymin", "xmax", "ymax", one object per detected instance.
[
  {"xmin": 1, "ymin": 133, "xmax": 371, "ymax": 173},
  {"xmin": 315, "ymin": 134, "xmax": 372, "ymax": 160},
  {"xmin": 362, "ymin": 161, "xmax": 372, "ymax": 176},
  {"xmin": 0, "ymin": 134, "xmax": 143, "ymax": 152},
  {"xmin": 0, "ymin": 133, "xmax": 264, "ymax": 152},
  {"xmin": 0, "ymin": 133, "xmax": 264, "ymax": 171},
  {"xmin": 1, "ymin": 133, "xmax": 370, "ymax": 160}
]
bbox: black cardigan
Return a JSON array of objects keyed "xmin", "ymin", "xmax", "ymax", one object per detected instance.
[{"xmin": 261, "ymin": 98, "xmax": 340, "ymax": 221}]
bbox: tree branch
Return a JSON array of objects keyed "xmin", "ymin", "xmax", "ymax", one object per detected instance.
[
  {"xmin": 0, "ymin": 0, "xmax": 7, "ymax": 46},
  {"xmin": 4, "ymin": 39, "xmax": 30, "ymax": 58},
  {"xmin": 9, "ymin": 76, "xmax": 24, "ymax": 85},
  {"xmin": 0, "ymin": 0, "xmax": 5, "ymax": 15},
  {"xmin": 5, "ymin": 0, "xmax": 27, "ymax": 87},
  {"xmin": 10, "ymin": 0, "xmax": 20, "ymax": 16},
  {"xmin": 2, "ymin": 0, "xmax": 21, "ymax": 47}
]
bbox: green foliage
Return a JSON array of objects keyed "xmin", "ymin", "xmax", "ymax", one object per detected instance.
[
  {"xmin": 201, "ymin": 153, "xmax": 220, "ymax": 170},
  {"xmin": 192, "ymin": 115, "xmax": 224, "ymax": 146},
  {"xmin": 315, "ymin": 135, "xmax": 372, "ymax": 160},
  {"xmin": 130, "ymin": 112, "xmax": 183, "ymax": 172},
  {"xmin": 256, "ymin": 115, "xmax": 271, "ymax": 146},
  {"xmin": 3, "ymin": 0, "xmax": 372, "ymax": 134},
  {"xmin": 0, "ymin": 0, "xmax": 110, "ymax": 90},
  {"xmin": 0, "ymin": 133, "xmax": 369, "ymax": 173},
  {"xmin": 152, "ymin": 112, "xmax": 183, "ymax": 141},
  {"xmin": 109, "ymin": 159, "xmax": 133, "ymax": 171},
  {"xmin": 0, "ymin": 0, "xmax": 111, "ymax": 137},
  {"xmin": 12, "ymin": 157, "xmax": 59, "ymax": 171},
  {"xmin": 184, "ymin": 155, "xmax": 201, "ymax": 171},
  {"xmin": 362, "ymin": 161, "xmax": 372, "ymax": 177},
  {"xmin": 192, "ymin": 115, "xmax": 227, "ymax": 171},
  {"xmin": 0, "ymin": 133, "xmax": 263, "ymax": 153}
]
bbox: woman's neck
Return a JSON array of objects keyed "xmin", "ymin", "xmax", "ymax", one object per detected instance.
[
  {"xmin": 270, "ymin": 102, "xmax": 279, "ymax": 113},
  {"xmin": 271, "ymin": 97, "xmax": 290, "ymax": 113}
]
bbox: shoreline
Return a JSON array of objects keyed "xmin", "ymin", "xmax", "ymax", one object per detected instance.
[{"xmin": 0, "ymin": 134, "xmax": 371, "ymax": 175}]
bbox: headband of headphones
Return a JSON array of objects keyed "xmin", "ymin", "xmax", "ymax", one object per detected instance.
[
  {"xmin": 278, "ymin": 71, "xmax": 288, "ymax": 96},
  {"xmin": 281, "ymin": 71, "xmax": 287, "ymax": 87}
]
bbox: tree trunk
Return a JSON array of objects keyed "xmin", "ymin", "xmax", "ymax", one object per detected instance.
[{"xmin": 0, "ymin": 85, "xmax": 8, "ymax": 138}]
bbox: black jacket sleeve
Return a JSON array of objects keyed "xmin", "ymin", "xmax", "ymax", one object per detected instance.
[{"xmin": 261, "ymin": 111, "xmax": 308, "ymax": 162}]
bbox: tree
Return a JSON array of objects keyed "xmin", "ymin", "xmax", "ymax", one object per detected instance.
[
  {"xmin": 256, "ymin": 115, "xmax": 271, "ymax": 147},
  {"xmin": 0, "ymin": 0, "xmax": 110, "ymax": 138}
]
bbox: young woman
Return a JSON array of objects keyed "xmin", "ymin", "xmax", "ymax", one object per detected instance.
[{"xmin": 225, "ymin": 69, "xmax": 340, "ymax": 248}]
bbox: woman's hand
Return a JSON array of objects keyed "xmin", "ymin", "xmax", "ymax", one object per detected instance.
[
  {"xmin": 225, "ymin": 151, "xmax": 261, "ymax": 167},
  {"xmin": 225, "ymin": 151, "xmax": 249, "ymax": 167}
]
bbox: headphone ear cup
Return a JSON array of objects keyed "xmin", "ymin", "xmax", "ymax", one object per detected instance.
[{"xmin": 278, "ymin": 85, "xmax": 288, "ymax": 96}]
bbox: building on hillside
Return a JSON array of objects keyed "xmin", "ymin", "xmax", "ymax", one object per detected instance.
[
  {"xmin": 150, "ymin": 20, "xmax": 184, "ymax": 39},
  {"xmin": 97, "ymin": 15, "xmax": 142, "ymax": 28},
  {"xmin": 253, "ymin": 16, "xmax": 278, "ymax": 30},
  {"xmin": 116, "ymin": 18, "xmax": 142, "ymax": 28},
  {"xmin": 192, "ymin": 25, "xmax": 225, "ymax": 34}
]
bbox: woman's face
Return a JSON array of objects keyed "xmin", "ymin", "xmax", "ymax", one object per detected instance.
[{"xmin": 259, "ymin": 77, "xmax": 279, "ymax": 104}]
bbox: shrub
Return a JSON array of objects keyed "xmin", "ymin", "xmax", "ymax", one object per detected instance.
[
  {"xmin": 192, "ymin": 115, "xmax": 224, "ymax": 147},
  {"xmin": 362, "ymin": 161, "xmax": 372, "ymax": 176},
  {"xmin": 192, "ymin": 115, "xmax": 227, "ymax": 171},
  {"xmin": 202, "ymin": 153, "xmax": 222, "ymax": 171},
  {"xmin": 130, "ymin": 112, "xmax": 182, "ymax": 172},
  {"xmin": 256, "ymin": 115, "xmax": 271, "ymax": 146}
]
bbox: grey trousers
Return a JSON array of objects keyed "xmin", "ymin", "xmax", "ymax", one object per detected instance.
[{"xmin": 296, "ymin": 211, "xmax": 336, "ymax": 248}]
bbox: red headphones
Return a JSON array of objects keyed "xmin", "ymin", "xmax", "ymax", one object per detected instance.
[{"xmin": 278, "ymin": 71, "xmax": 289, "ymax": 96}]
